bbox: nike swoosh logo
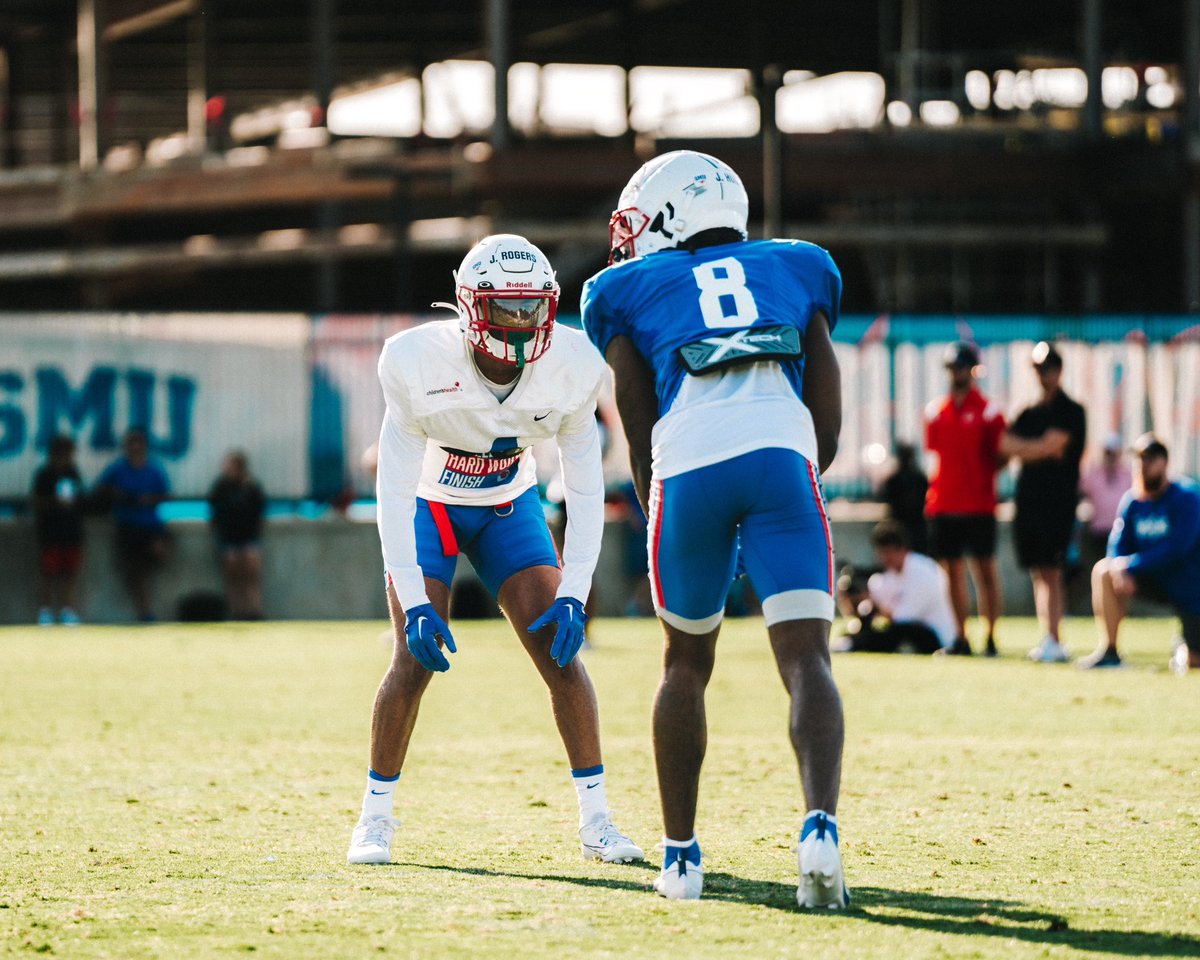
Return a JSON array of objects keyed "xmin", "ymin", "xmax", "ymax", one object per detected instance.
[
  {"xmin": 586, "ymin": 783, "xmax": 599, "ymax": 789},
  {"xmin": 533, "ymin": 412, "xmax": 550, "ymax": 421},
  {"xmin": 369, "ymin": 789, "xmax": 388, "ymax": 795}
]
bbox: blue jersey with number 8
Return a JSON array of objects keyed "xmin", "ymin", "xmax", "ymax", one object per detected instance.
[{"xmin": 581, "ymin": 238, "xmax": 841, "ymax": 418}]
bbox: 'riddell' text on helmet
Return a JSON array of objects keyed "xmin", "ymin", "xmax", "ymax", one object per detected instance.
[
  {"xmin": 609, "ymin": 151, "xmax": 749, "ymax": 264},
  {"xmin": 452, "ymin": 234, "xmax": 560, "ymax": 368}
]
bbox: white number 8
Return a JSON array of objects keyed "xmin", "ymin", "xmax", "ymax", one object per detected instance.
[{"xmin": 691, "ymin": 257, "xmax": 759, "ymax": 329}]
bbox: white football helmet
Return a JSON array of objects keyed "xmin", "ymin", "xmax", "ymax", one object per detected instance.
[
  {"xmin": 609, "ymin": 150, "xmax": 749, "ymax": 263},
  {"xmin": 452, "ymin": 234, "xmax": 560, "ymax": 367}
]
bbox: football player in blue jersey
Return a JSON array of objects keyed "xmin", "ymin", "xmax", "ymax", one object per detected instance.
[{"xmin": 582, "ymin": 151, "xmax": 848, "ymax": 907}]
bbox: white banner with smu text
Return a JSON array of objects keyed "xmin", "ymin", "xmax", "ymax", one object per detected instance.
[{"xmin": 0, "ymin": 313, "xmax": 311, "ymax": 499}]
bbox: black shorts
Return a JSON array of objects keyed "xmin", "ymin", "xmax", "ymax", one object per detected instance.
[
  {"xmin": 929, "ymin": 514, "xmax": 996, "ymax": 560},
  {"xmin": 849, "ymin": 620, "xmax": 942, "ymax": 654},
  {"xmin": 115, "ymin": 525, "xmax": 168, "ymax": 570},
  {"xmin": 1014, "ymin": 504, "xmax": 1075, "ymax": 569}
]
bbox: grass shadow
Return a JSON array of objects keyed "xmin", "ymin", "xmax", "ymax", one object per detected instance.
[
  {"xmin": 849, "ymin": 887, "xmax": 1200, "ymax": 958},
  {"xmin": 397, "ymin": 864, "xmax": 1200, "ymax": 957}
]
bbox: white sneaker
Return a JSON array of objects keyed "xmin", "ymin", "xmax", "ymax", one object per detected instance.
[
  {"xmin": 59, "ymin": 608, "xmax": 81, "ymax": 626},
  {"xmin": 579, "ymin": 814, "xmax": 644, "ymax": 863},
  {"xmin": 654, "ymin": 841, "xmax": 703, "ymax": 900},
  {"xmin": 1169, "ymin": 639, "xmax": 1190, "ymax": 677},
  {"xmin": 37, "ymin": 608, "xmax": 54, "ymax": 627},
  {"xmin": 1027, "ymin": 635, "xmax": 1071, "ymax": 663},
  {"xmin": 797, "ymin": 812, "xmax": 849, "ymax": 909},
  {"xmin": 347, "ymin": 815, "xmax": 399, "ymax": 864}
]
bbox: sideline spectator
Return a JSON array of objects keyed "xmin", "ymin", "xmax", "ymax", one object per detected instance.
[
  {"xmin": 1082, "ymin": 434, "xmax": 1200, "ymax": 672},
  {"xmin": 924, "ymin": 341, "xmax": 1006, "ymax": 655},
  {"xmin": 208, "ymin": 450, "xmax": 266, "ymax": 620},
  {"xmin": 1079, "ymin": 433, "xmax": 1132, "ymax": 570},
  {"xmin": 30, "ymin": 435, "xmax": 86, "ymax": 626},
  {"xmin": 97, "ymin": 428, "xmax": 170, "ymax": 623},
  {"xmin": 1001, "ymin": 342, "xmax": 1086, "ymax": 663},
  {"xmin": 880, "ymin": 442, "xmax": 929, "ymax": 554},
  {"xmin": 836, "ymin": 521, "xmax": 956, "ymax": 654}
]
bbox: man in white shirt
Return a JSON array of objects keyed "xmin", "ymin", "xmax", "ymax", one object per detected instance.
[
  {"xmin": 347, "ymin": 234, "xmax": 642, "ymax": 867},
  {"xmin": 841, "ymin": 521, "xmax": 957, "ymax": 653}
]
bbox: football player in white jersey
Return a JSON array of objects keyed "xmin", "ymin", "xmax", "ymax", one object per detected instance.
[
  {"xmin": 348, "ymin": 234, "xmax": 643, "ymax": 867},
  {"xmin": 582, "ymin": 152, "xmax": 848, "ymax": 906}
]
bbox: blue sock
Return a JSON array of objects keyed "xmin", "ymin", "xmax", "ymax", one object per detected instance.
[
  {"xmin": 662, "ymin": 836, "xmax": 702, "ymax": 871},
  {"xmin": 801, "ymin": 810, "xmax": 838, "ymax": 845}
]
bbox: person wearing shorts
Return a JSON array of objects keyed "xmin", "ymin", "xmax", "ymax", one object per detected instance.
[
  {"xmin": 208, "ymin": 450, "xmax": 267, "ymax": 619},
  {"xmin": 1002, "ymin": 342, "xmax": 1087, "ymax": 663},
  {"xmin": 584, "ymin": 150, "xmax": 849, "ymax": 907},
  {"xmin": 31, "ymin": 435, "xmax": 86, "ymax": 625},
  {"xmin": 96, "ymin": 428, "xmax": 170, "ymax": 623},
  {"xmin": 347, "ymin": 234, "xmax": 642, "ymax": 869},
  {"xmin": 1083, "ymin": 434, "xmax": 1200, "ymax": 672},
  {"xmin": 924, "ymin": 342, "xmax": 1006, "ymax": 655}
]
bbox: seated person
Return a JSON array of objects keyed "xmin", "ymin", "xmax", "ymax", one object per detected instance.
[
  {"xmin": 837, "ymin": 521, "xmax": 957, "ymax": 654},
  {"xmin": 1083, "ymin": 434, "xmax": 1200, "ymax": 672}
]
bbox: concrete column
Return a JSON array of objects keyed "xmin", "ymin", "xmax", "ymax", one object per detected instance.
[
  {"xmin": 759, "ymin": 65, "xmax": 783, "ymax": 239},
  {"xmin": 313, "ymin": 0, "xmax": 338, "ymax": 311},
  {"xmin": 898, "ymin": 0, "xmax": 920, "ymax": 111},
  {"xmin": 1082, "ymin": 0, "xmax": 1103, "ymax": 140},
  {"xmin": 186, "ymin": 8, "xmax": 208, "ymax": 153},
  {"xmin": 1186, "ymin": 0, "xmax": 1200, "ymax": 309},
  {"xmin": 77, "ymin": 0, "xmax": 107, "ymax": 170},
  {"xmin": 0, "ymin": 49, "xmax": 10, "ymax": 169},
  {"xmin": 1185, "ymin": 193, "xmax": 1200, "ymax": 311},
  {"xmin": 487, "ymin": 0, "xmax": 511, "ymax": 150}
]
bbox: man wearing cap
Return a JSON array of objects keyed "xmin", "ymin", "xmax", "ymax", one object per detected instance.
[
  {"xmin": 1083, "ymin": 434, "xmax": 1200, "ymax": 672},
  {"xmin": 923, "ymin": 341, "xmax": 1006, "ymax": 655},
  {"xmin": 1001, "ymin": 342, "xmax": 1087, "ymax": 663}
]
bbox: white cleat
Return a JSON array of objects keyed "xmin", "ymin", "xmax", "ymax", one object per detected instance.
[
  {"xmin": 797, "ymin": 812, "xmax": 850, "ymax": 910},
  {"xmin": 1169, "ymin": 639, "xmax": 1191, "ymax": 676},
  {"xmin": 1027, "ymin": 635, "xmax": 1071, "ymax": 663},
  {"xmin": 654, "ymin": 841, "xmax": 703, "ymax": 900},
  {"xmin": 347, "ymin": 815, "xmax": 399, "ymax": 865},
  {"xmin": 579, "ymin": 814, "xmax": 644, "ymax": 863}
]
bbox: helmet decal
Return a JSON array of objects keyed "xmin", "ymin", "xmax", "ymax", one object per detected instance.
[{"xmin": 609, "ymin": 150, "xmax": 748, "ymax": 263}]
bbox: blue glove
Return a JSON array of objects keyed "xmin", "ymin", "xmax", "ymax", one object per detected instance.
[
  {"xmin": 529, "ymin": 597, "xmax": 588, "ymax": 668},
  {"xmin": 404, "ymin": 603, "xmax": 456, "ymax": 672}
]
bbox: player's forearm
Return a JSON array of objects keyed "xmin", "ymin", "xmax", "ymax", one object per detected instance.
[
  {"xmin": 605, "ymin": 335, "xmax": 658, "ymax": 514},
  {"xmin": 376, "ymin": 413, "xmax": 430, "ymax": 609},
  {"xmin": 802, "ymin": 313, "xmax": 841, "ymax": 473},
  {"xmin": 556, "ymin": 419, "xmax": 606, "ymax": 602}
]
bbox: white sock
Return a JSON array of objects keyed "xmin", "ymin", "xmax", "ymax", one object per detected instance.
[
  {"xmin": 571, "ymin": 764, "xmax": 607, "ymax": 825},
  {"xmin": 360, "ymin": 770, "xmax": 399, "ymax": 820}
]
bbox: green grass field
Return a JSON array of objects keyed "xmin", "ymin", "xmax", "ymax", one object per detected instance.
[{"xmin": 1, "ymin": 616, "xmax": 1198, "ymax": 959}]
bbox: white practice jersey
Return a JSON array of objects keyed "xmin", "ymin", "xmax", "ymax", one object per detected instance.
[{"xmin": 376, "ymin": 318, "xmax": 608, "ymax": 610}]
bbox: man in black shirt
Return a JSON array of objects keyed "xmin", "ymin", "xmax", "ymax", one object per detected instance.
[
  {"xmin": 31, "ymin": 435, "xmax": 86, "ymax": 625},
  {"xmin": 880, "ymin": 442, "xmax": 929, "ymax": 555},
  {"xmin": 1001, "ymin": 342, "xmax": 1086, "ymax": 663}
]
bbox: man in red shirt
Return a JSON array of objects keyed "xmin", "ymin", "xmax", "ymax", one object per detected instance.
[{"xmin": 923, "ymin": 342, "xmax": 1006, "ymax": 655}]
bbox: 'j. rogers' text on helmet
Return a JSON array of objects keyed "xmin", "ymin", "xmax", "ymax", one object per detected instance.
[
  {"xmin": 453, "ymin": 234, "xmax": 560, "ymax": 368},
  {"xmin": 609, "ymin": 151, "xmax": 749, "ymax": 264}
]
